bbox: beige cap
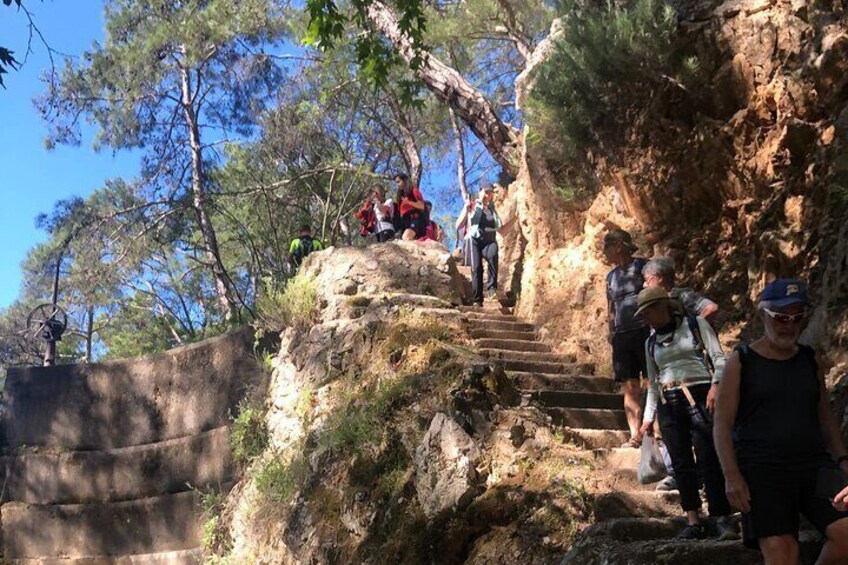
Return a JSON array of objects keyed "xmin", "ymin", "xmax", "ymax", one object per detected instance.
[{"xmin": 634, "ymin": 286, "xmax": 671, "ymax": 317}]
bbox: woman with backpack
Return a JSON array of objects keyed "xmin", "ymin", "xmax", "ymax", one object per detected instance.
[
  {"xmin": 464, "ymin": 184, "xmax": 505, "ymax": 306},
  {"xmin": 714, "ymin": 280, "xmax": 848, "ymax": 564},
  {"xmin": 636, "ymin": 286, "xmax": 738, "ymax": 541}
]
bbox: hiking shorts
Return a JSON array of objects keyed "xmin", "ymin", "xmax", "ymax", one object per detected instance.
[
  {"xmin": 611, "ymin": 327, "xmax": 649, "ymax": 382},
  {"xmin": 740, "ymin": 463, "xmax": 848, "ymax": 550}
]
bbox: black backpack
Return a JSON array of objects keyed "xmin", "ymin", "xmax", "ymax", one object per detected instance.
[{"xmin": 292, "ymin": 236, "xmax": 315, "ymax": 265}]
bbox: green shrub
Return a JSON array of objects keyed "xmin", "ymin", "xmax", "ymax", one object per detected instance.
[
  {"xmin": 230, "ymin": 399, "xmax": 269, "ymax": 469},
  {"xmin": 256, "ymin": 273, "xmax": 318, "ymax": 330},
  {"xmin": 255, "ymin": 452, "xmax": 308, "ymax": 504},
  {"xmin": 528, "ymin": 0, "xmax": 696, "ymax": 163}
]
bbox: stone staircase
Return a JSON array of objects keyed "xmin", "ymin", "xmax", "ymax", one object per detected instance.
[
  {"xmin": 457, "ymin": 295, "xmax": 824, "ymax": 564},
  {"xmin": 0, "ymin": 328, "xmax": 264, "ymax": 564}
]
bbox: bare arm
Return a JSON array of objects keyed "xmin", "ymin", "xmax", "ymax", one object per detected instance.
[
  {"xmin": 455, "ymin": 205, "xmax": 469, "ymax": 231},
  {"xmin": 714, "ymin": 350, "xmax": 751, "ymax": 511},
  {"xmin": 700, "ymin": 302, "xmax": 719, "ymax": 325}
]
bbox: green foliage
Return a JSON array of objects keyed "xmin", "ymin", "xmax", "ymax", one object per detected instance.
[
  {"xmin": 529, "ymin": 0, "xmax": 693, "ymax": 160},
  {"xmin": 196, "ymin": 487, "xmax": 232, "ymax": 556},
  {"xmin": 256, "ymin": 274, "xmax": 318, "ymax": 330},
  {"xmin": 255, "ymin": 452, "xmax": 308, "ymax": 505},
  {"xmin": 230, "ymin": 399, "xmax": 269, "ymax": 469},
  {"xmin": 304, "ymin": 0, "xmax": 428, "ymax": 90}
]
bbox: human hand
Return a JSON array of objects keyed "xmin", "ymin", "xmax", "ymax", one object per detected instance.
[
  {"xmin": 725, "ymin": 471, "xmax": 751, "ymax": 513},
  {"xmin": 706, "ymin": 383, "xmax": 718, "ymax": 413},
  {"xmin": 639, "ymin": 421, "xmax": 654, "ymax": 435},
  {"xmin": 834, "ymin": 485, "xmax": 848, "ymax": 512}
]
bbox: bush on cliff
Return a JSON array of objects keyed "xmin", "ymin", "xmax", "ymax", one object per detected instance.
[{"xmin": 528, "ymin": 0, "xmax": 700, "ymax": 167}]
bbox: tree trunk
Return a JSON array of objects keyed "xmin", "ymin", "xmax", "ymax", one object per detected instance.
[
  {"xmin": 449, "ymin": 106, "xmax": 470, "ymax": 203},
  {"xmin": 179, "ymin": 62, "xmax": 239, "ymax": 322},
  {"xmin": 385, "ymin": 88, "xmax": 423, "ymax": 186},
  {"xmin": 85, "ymin": 305, "xmax": 94, "ymax": 363},
  {"xmin": 365, "ymin": 0, "xmax": 520, "ymax": 176}
]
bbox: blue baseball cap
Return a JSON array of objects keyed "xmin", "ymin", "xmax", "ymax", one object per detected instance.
[{"xmin": 759, "ymin": 279, "xmax": 810, "ymax": 307}]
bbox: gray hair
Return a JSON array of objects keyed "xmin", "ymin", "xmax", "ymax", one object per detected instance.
[{"xmin": 643, "ymin": 257, "xmax": 676, "ymax": 284}]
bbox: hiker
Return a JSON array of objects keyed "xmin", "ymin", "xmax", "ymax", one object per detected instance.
[
  {"xmin": 603, "ymin": 228, "xmax": 649, "ymax": 448},
  {"xmin": 369, "ymin": 187, "xmax": 396, "ymax": 242},
  {"xmin": 455, "ymin": 197, "xmax": 477, "ymax": 267},
  {"xmin": 395, "ymin": 173, "xmax": 427, "ymax": 239},
  {"xmin": 635, "ymin": 286, "xmax": 738, "ymax": 541},
  {"xmin": 713, "ymin": 279, "xmax": 848, "ymax": 564},
  {"xmin": 467, "ymin": 184, "xmax": 504, "ymax": 306},
  {"xmin": 643, "ymin": 256, "xmax": 719, "ymax": 491},
  {"xmin": 420, "ymin": 201, "xmax": 443, "ymax": 243},
  {"xmin": 354, "ymin": 198, "xmax": 377, "ymax": 239},
  {"xmin": 643, "ymin": 257, "xmax": 719, "ymax": 324},
  {"xmin": 288, "ymin": 225, "xmax": 324, "ymax": 268}
]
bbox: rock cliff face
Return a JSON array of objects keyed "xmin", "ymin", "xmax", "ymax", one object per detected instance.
[{"xmin": 501, "ymin": 0, "xmax": 848, "ymax": 395}]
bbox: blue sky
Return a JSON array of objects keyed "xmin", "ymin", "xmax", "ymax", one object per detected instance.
[{"xmin": 0, "ymin": 1, "xmax": 140, "ymax": 309}]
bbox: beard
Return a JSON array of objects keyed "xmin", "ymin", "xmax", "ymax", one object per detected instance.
[{"xmin": 764, "ymin": 324, "xmax": 800, "ymax": 350}]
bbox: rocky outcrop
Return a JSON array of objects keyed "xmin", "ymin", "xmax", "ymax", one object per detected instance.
[
  {"xmin": 503, "ymin": 0, "xmax": 848, "ymax": 388},
  {"xmin": 414, "ymin": 412, "xmax": 482, "ymax": 518}
]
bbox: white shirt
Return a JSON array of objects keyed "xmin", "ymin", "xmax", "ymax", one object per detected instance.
[
  {"xmin": 374, "ymin": 198, "xmax": 395, "ymax": 233},
  {"xmin": 642, "ymin": 316, "xmax": 726, "ymax": 423}
]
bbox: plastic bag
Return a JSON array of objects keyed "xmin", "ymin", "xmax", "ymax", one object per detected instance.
[{"xmin": 637, "ymin": 434, "xmax": 668, "ymax": 485}]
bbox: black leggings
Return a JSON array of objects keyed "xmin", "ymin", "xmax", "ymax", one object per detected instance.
[
  {"xmin": 658, "ymin": 383, "xmax": 731, "ymax": 516},
  {"xmin": 470, "ymin": 238, "xmax": 498, "ymax": 305}
]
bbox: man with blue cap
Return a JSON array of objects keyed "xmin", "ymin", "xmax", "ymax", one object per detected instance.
[{"xmin": 713, "ymin": 279, "xmax": 848, "ymax": 564}]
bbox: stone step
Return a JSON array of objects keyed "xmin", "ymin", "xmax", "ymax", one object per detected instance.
[
  {"xmin": 509, "ymin": 372, "xmax": 617, "ymax": 393},
  {"xmin": 2, "ymin": 328, "xmax": 260, "ymax": 451},
  {"xmin": 563, "ymin": 520, "xmax": 823, "ymax": 565},
  {"xmin": 546, "ymin": 407, "xmax": 628, "ymax": 430},
  {"xmin": 3, "ymin": 426, "xmax": 233, "ymax": 505},
  {"xmin": 458, "ymin": 304, "xmax": 514, "ymax": 315},
  {"xmin": 463, "ymin": 312, "xmax": 522, "ymax": 323},
  {"xmin": 562, "ymin": 428, "xmax": 631, "ymax": 450},
  {"xmin": 1, "ymin": 491, "xmax": 203, "ymax": 559},
  {"xmin": 478, "ymin": 349, "xmax": 575, "ymax": 364},
  {"xmin": 528, "ymin": 390, "xmax": 623, "ymax": 410},
  {"xmin": 475, "ymin": 339, "xmax": 551, "ymax": 352},
  {"xmin": 469, "ymin": 329, "xmax": 538, "ymax": 341},
  {"xmin": 593, "ymin": 490, "xmax": 682, "ymax": 520},
  {"xmin": 7, "ymin": 549, "xmax": 204, "ymax": 564},
  {"xmin": 467, "ymin": 319, "xmax": 535, "ymax": 332},
  {"xmin": 497, "ymin": 359, "xmax": 594, "ymax": 375},
  {"xmin": 593, "ymin": 446, "xmax": 642, "ymax": 472}
]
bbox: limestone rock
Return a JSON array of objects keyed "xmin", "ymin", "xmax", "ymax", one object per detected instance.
[{"xmin": 414, "ymin": 413, "xmax": 482, "ymax": 519}]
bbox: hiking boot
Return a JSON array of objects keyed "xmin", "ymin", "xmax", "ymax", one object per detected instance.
[
  {"xmin": 716, "ymin": 519, "xmax": 740, "ymax": 541},
  {"xmin": 676, "ymin": 523, "xmax": 707, "ymax": 540},
  {"xmin": 655, "ymin": 476, "xmax": 678, "ymax": 492}
]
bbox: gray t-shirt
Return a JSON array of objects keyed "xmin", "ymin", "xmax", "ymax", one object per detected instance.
[
  {"xmin": 671, "ymin": 287, "xmax": 715, "ymax": 318},
  {"xmin": 606, "ymin": 258, "xmax": 648, "ymax": 333}
]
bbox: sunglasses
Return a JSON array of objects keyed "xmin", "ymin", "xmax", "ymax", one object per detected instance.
[{"xmin": 762, "ymin": 308, "xmax": 809, "ymax": 324}]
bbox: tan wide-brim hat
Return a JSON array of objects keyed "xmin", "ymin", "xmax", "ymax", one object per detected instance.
[{"xmin": 634, "ymin": 286, "xmax": 671, "ymax": 317}]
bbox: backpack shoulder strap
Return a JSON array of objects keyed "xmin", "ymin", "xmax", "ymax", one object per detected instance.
[
  {"xmin": 687, "ymin": 315, "xmax": 715, "ymax": 374},
  {"xmin": 647, "ymin": 332, "xmax": 660, "ymax": 375}
]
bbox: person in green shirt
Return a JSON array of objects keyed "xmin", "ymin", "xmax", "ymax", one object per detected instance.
[{"xmin": 288, "ymin": 225, "xmax": 324, "ymax": 268}]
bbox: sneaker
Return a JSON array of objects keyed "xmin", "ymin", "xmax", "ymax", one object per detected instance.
[
  {"xmin": 716, "ymin": 519, "xmax": 740, "ymax": 541},
  {"xmin": 655, "ymin": 476, "xmax": 678, "ymax": 492},
  {"xmin": 676, "ymin": 523, "xmax": 707, "ymax": 540},
  {"xmin": 487, "ymin": 288, "xmax": 497, "ymax": 299}
]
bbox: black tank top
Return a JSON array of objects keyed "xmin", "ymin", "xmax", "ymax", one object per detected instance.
[{"xmin": 734, "ymin": 344, "xmax": 827, "ymax": 470}]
